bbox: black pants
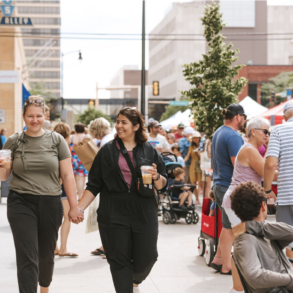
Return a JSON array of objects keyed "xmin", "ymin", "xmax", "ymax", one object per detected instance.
[
  {"xmin": 98, "ymin": 192, "xmax": 158, "ymax": 293},
  {"xmin": 7, "ymin": 190, "xmax": 63, "ymax": 293}
]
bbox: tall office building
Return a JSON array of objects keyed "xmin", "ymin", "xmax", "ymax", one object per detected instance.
[{"xmin": 15, "ymin": 0, "xmax": 61, "ymax": 97}]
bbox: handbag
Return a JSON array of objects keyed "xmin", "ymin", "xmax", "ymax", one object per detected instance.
[
  {"xmin": 73, "ymin": 138, "xmax": 99, "ymax": 171},
  {"xmin": 200, "ymin": 141, "xmax": 211, "ymax": 172},
  {"xmin": 117, "ymin": 139, "xmax": 155, "ymax": 198},
  {"xmin": 85, "ymin": 194, "xmax": 99, "ymax": 234}
]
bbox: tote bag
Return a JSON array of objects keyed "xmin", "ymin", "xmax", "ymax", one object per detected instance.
[
  {"xmin": 200, "ymin": 141, "xmax": 211, "ymax": 171},
  {"xmin": 73, "ymin": 138, "xmax": 99, "ymax": 172},
  {"xmin": 85, "ymin": 194, "xmax": 99, "ymax": 234}
]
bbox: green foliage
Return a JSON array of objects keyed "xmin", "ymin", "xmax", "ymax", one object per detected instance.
[
  {"xmin": 261, "ymin": 71, "xmax": 293, "ymax": 107},
  {"xmin": 180, "ymin": 1, "xmax": 247, "ymax": 138},
  {"xmin": 29, "ymin": 81, "xmax": 57, "ymax": 105},
  {"xmin": 160, "ymin": 104, "xmax": 189, "ymax": 122},
  {"xmin": 77, "ymin": 107, "xmax": 113, "ymax": 127}
]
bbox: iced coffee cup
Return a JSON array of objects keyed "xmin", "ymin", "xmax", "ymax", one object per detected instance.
[
  {"xmin": 0, "ymin": 149, "xmax": 12, "ymax": 169},
  {"xmin": 140, "ymin": 166, "xmax": 153, "ymax": 185}
]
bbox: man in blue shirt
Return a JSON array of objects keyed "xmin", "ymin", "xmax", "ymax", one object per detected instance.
[
  {"xmin": 178, "ymin": 126, "xmax": 194, "ymax": 183},
  {"xmin": 211, "ymin": 104, "xmax": 245, "ymax": 291}
]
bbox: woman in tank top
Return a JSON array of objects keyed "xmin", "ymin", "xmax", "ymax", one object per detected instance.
[{"xmin": 222, "ymin": 117, "xmax": 278, "ymax": 227}]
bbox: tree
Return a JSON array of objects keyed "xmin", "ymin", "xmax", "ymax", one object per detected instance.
[
  {"xmin": 180, "ymin": 1, "xmax": 247, "ymax": 138},
  {"xmin": 78, "ymin": 107, "xmax": 113, "ymax": 127},
  {"xmin": 261, "ymin": 71, "xmax": 293, "ymax": 107},
  {"xmin": 160, "ymin": 105, "xmax": 189, "ymax": 122},
  {"xmin": 29, "ymin": 81, "xmax": 57, "ymax": 104}
]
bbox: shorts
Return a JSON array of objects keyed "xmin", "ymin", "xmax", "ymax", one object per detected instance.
[
  {"xmin": 223, "ymin": 207, "xmax": 241, "ymax": 228},
  {"xmin": 61, "ymin": 185, "xmax": 67, "ymax": 200},
  {"xmin": 212, "ymin": 184, "xmax": 232, "ymax": 229},
  {"xmin": 276, "ymin": 205, "xmax": 293, "ymax": 249}
]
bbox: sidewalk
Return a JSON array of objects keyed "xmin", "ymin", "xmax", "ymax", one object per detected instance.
[{"xmin": 0, "ymin": 199, "xmax": 232, "ymax": 293}]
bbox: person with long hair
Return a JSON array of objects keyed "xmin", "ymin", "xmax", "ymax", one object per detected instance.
[
  {"xmin": 78, "ymin": 107, "xmax": 167, "ymax": 292},
  {"xmin": 69, "ymin": 123, "xmax": 90, "ymax": 201},
  {"xmin": 53, "ymin": 122, "xmax": 78, "ymax": 257},
  {"xmin": 0, "ymin": 96, "xmax": 83, "ymax": 293},
  {"xmin": 184, "ymin": 131, "xmax": 202, "ymax": 205}
]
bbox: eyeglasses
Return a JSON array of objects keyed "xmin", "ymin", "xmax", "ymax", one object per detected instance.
[
  {"xmin": 240, "ymin": 114, "xmax": 247, "ymax": 118},
  {"xmin": 255, "ymin": 128, "xmax": 270, "ymax": 136},
  {"xmin": 24, "ymin": 99, "xmax": 44, "ymax": 105}
]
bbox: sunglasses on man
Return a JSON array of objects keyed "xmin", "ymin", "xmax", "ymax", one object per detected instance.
[{"xmin": 255, "ymin": 128, "xmax": 270, "ymax": 136}]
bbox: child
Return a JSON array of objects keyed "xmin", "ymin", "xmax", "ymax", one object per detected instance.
[
  {"xmin": 172, "ymin": 167, "xmax": 194, "ymax": 210},
  {"xmin": 209, "ymin": 190, "xmax": 216, "ymax": 217},
  {"xmin": 171, "ymin": 144, "xmax": 185, "ymax": 169}
]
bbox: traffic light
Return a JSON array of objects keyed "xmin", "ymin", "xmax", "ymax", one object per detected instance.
[
  {"xmin": 89, "ymin": 99, "xmax": 95, "ymax": 107},
  {"xmin": 153, "ymin": 81, "xmax": 159, "ymax": 96},
  {"xmin": 271, "ymin": 91, "xmax": 275, "ymax": 103}
]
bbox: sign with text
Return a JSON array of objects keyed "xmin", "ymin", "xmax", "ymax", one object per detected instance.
[
  {"xmin": 0, "ymin": 71, "xmax": 19, "ymax": 83},
  {"xmin": 169, "ymin": 101, "xmax": 189, "ymax": 106},
  {"xmin": 0, "ymin": 110, "xmax": 5, "ymax": 124},
  {"xmin": 0, "ymin": 5, "xmax": 14, "ymax": 16},
  {"xmin": 0, "ymin": 17, "xmax": 33, "ymax": 26},
  {"xmin": 3, "ymin": 0, "xmax": 13, "ymax": 4}
]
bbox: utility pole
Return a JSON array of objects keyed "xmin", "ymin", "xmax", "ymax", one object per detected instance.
[{"xmin": 141, "ymin": 0, "xmax": 146, "ymax": 118}]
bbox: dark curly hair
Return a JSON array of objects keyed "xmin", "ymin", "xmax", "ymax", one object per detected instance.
[
  {"xmin": 231, "ymin": 182, "xmax": 267, "ymax": 222},
  {"xmin": 116, "ymin": 107, "xmax": 148, "ymax": 144},
  {"xmin": 222, "ymin": 109, "xmax": 235, "ymax": 121}
]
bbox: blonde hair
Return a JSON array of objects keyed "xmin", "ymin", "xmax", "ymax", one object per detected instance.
[
  {"xmin": 88, "ymin": 117, "xmax": 111, "ymax": 139},
  {"xmin": 23, "ymin": 95, "xmax": 45, "ymax": 115},
  {"xmin": 43, "ymin": 120, "xmax": 52, "ymax": 130},
  {"xmin": 54, "ymin": 123, "xmax": 71, "ymax": 139}
]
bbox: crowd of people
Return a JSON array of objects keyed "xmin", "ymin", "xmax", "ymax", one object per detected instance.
[{"xmin": 2, "ymin": 94, "xmax": 293, "ymax": 293}]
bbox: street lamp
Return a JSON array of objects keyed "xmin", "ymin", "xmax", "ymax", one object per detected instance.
[{"xmin": 60, "ymin": 50, "xmax": 82, "ymax": 108}]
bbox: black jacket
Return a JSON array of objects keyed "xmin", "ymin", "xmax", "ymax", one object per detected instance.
[{"xmin": 86, "ymin": 138, "xmax": 167, "ymax": 197}]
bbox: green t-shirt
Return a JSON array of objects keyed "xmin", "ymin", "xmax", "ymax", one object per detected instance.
[{"xmin": 4, "ymin": 130, "xmax": 71, "ymax": 196}]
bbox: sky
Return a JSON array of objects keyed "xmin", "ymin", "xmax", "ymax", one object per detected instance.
[{"xmin": 61, "ymin": 0, "xmax": 293, "ymax": 100}]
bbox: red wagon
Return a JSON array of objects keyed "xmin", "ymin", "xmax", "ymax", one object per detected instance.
[{"xmin": 198, "ymin": 169, "xmax": 223, "ymax": 266}]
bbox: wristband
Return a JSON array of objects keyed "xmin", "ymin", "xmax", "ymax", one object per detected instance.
[
  {"xmin": 265, "ymin": 190, "xmax": 272, "ymax": 194},
  {"xmin": 79, "ymin": 209, "xmax": 84, "ymax": 214},
  {"xmin": 154, "ymin": 173, "xmax": 160, "ymax": 181}
]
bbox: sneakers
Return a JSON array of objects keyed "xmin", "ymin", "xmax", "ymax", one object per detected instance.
[{"xmin": 179, "ymin": 205, "xmax": 188, "ymax": 210}]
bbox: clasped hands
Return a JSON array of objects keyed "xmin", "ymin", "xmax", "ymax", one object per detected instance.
[{"xmin": 68, "ymin": 206, "xmax": 84, "ymax": 224}]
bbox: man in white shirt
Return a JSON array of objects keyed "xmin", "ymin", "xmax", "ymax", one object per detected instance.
[{"xmin": 147, "ymin": 121, "xmax": 170, "ymax": 152}]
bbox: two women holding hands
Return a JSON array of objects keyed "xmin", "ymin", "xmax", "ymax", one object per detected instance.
[{"xmin": 78, "ymin": 107, "xmax": 167, "ymax": 292}]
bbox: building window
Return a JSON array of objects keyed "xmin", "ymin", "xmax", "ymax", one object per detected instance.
[
  {"xmin": 31, "ymin": 82, "xmax": 60, "ymax": 89},
  {"xmin": 22, "ymin": 28, "xmax": 60, "ymax": 35},
  {"xmin": 31, "ymin": 18, "xmax": 61, "ymax": 25},
  {"xmin": 31, "ymin": 60, "xmax": 60, "ymax": 68},
  {"xmin": 29, "ymin": 71, "xmax": 60, "ymax": 78},
  {"xmin": 248, "ymin": 84, "xmax": 257, "ymax": 101},
  {"xmin": 23, "ymin": 39, "xmax": 60, "ymax": 46},
  {"xmin": 25, "ymin": 49, "xmax": 60, "ymax": 58},
  {"xmin": 17, "ymin": 7, "xmax": 60, "ymax": 14}
]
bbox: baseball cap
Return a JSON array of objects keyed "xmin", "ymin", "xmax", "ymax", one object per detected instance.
[
  {"xmin": 149, "ymin": 120, "xmax": 161, "ymax": 128},
  {"xmin": 226, "ymin": 104, "xmax": 246, "ymax": 117},
  {"xmin": 184, "ymin": 126, "xmax": 194, "ymax": 134},
  {"xmin": 178, "ymin": 123, "xmax": 185, "ymax": 129}
]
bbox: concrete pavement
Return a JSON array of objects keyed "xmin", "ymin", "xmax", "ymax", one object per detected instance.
[{"xmin": 0, "ymin": 198, "xmax": 233, "ymax": 293}]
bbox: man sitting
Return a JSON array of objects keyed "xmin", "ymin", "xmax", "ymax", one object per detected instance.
[{"xmin": 231, "ymin": 182, "xmax": 293, "ymax": 293}]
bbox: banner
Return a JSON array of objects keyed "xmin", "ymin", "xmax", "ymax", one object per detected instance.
[{"xmin": 22, "ymin": 84, "xmax": 31, "ymax": 108}]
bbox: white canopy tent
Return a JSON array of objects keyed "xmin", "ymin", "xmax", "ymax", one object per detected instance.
[
  {"xmin": 160, "ymin": 109, "xmax": 193, "ymax": 130},
  {"xmin": 239, "ymin": 96, "xmax": 268, "ymax": 119}
]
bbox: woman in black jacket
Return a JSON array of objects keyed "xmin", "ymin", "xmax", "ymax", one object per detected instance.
[{"xmin": 79, "ymin": 108, "xmax": 167, "ymax": 293}]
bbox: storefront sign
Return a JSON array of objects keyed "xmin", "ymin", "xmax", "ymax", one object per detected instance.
[
  {"xmin": 0, "ymin": 17, "xmax": 33, "ymax": 26},
  {"xmin": 0, "ymin": 71, "xmax": 19, "ymax": 83}
]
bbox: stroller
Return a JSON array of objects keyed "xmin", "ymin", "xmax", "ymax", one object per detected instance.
[
  {"xmin": 160, "ymin": 152, "xmax": 199, "ymax": 225},
  {"xmin": 198, "ymin": 170, "xmax": 223, "ymax": 266}
]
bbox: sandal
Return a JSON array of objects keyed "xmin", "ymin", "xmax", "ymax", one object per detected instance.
[
  {"xmin": 54, "ymin": 250, "xmax": 59, "ymax": 256},
  {"xmin": 91, "ymin": 248, "xmax": 105, "ymax": 256},
  {"xmin": 103, "ymin": 255, "xmax": 107, "ymax": 259},
  {"xmin": 59, "ymin": 252, "xmax": 78, "ymax": 257}
]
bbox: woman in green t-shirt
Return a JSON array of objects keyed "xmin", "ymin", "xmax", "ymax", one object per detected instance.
[{"xmin": 0, "ymin": 96, "xmax": 84, "ymax": 293}]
